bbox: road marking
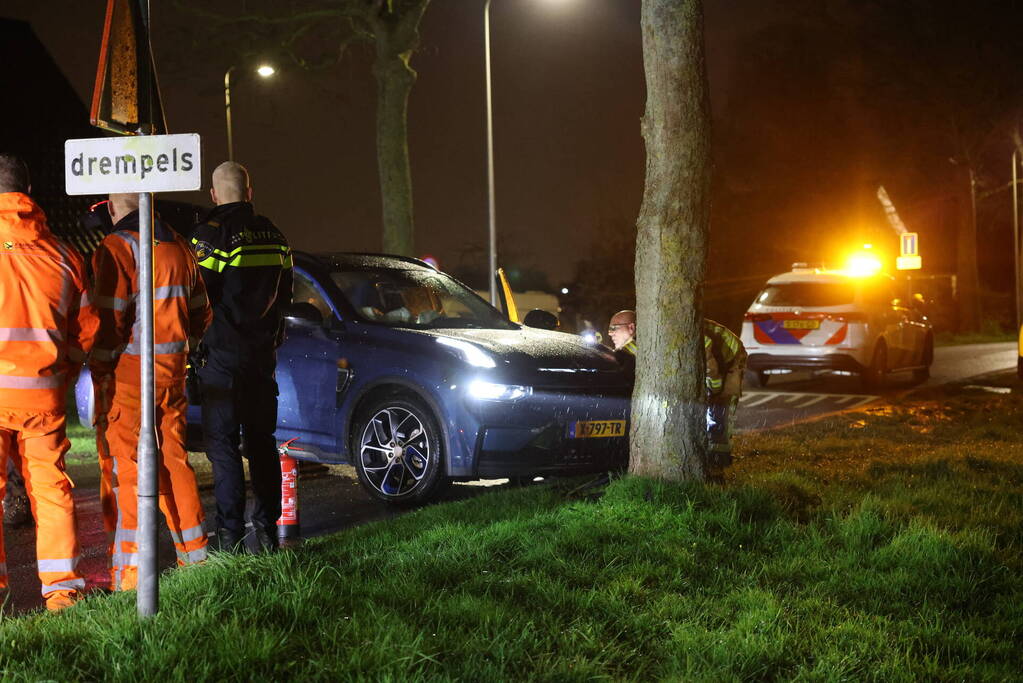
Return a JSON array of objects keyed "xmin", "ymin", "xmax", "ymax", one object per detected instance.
[
  {"xmin": 743, "ymin": 393, "xmax": 782, "ymax": 407},
  {"xmin": 741, "ymin": 391, "xmax": 880, "ymax": 411}
]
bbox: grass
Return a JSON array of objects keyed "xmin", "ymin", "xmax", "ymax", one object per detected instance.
[
  {"xmin": 2, "ymin": 385, "xmax": 1022, "ymax": 680},
  {"xmin": 935, "ymin": 319, "xmax": 1016, "ymax": 346}
]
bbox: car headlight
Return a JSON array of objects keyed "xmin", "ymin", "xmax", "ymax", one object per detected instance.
[
  {"xmin": 437, "ymin": 337, "xmax": 496, "ymax": 368},
  {"xmin": 468, "ymin": 380, "xmax": 531, "ymax": 401}
]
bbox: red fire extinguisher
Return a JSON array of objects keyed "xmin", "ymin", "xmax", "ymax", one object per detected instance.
[{"xmin": 278, "ymin": 438, "xmax": 303, "ymax": 545}]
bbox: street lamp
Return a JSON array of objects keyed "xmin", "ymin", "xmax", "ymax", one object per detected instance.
[
  {"xmin": 484, "ymin": 0, "xmax": 497, "ymax": 305},
  {"xmin": 224, "ymin": 63, "xmax": 276, "ymax": 161}
]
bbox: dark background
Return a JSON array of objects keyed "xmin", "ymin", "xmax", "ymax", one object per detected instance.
[{"xmin": 4, "ymin": 1, "xmax": 1023, "ymax": 330}]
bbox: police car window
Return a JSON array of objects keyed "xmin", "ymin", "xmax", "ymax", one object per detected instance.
[
  {"xmin": 292, "ymin": 270, "xmax": 333, "ymax": 322},
  {"xmin": 330, "ymin": 267, "xmax": 516, "ymax": 330},
  {"xmin": 755, "ymin": 283, "xmax": 855, "ymax": 307}
]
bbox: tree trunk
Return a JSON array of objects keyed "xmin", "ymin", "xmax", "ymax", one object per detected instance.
[
  {"xmin": 628, "ymin": 0, "xmax": 711, "ymax": 481},
  {"xmin": 956, "ymin": 165, "xmax": 981, "ymax": 332},
  {"xmin": 373, "ymin": 48, "xmax": 416, "ymax": 256}
]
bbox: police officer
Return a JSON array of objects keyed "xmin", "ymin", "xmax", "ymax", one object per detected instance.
[
  {"xmin": 704, "ymin": 319, "xmax": 747, "ymax": 474},
  {"xmin": 192, "ymin": 162, "xmax": 292, "ymax": 552},
  {"xmin": 607, "ymin": 310, "xmax": 637, "ymax": 355}
]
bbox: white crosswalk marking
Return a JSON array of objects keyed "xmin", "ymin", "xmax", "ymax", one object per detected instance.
[{"xmin": 740, "ymin": 391, "xmax": 879, "ymax": 411}]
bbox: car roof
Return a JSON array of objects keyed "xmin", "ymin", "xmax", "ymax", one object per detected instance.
[
  {"xmin": 308, "ymin": 252, "xmax": 435, "ymax": 271},
  {"xmin": 765, "ymin": 270, "xmax": 895, "ymax": 285}
]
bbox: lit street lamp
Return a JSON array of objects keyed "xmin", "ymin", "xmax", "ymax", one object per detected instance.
[
  {"xmin": 224, "ymin": 64, "xmax": 276, "ymax": 161},
  {"xmin": 482, "ymin": 1, "xmax": 573, "ymax": 306},
  {"xmin": 484, "ymin": 0, "xmax": 497, "ymax": 305}
]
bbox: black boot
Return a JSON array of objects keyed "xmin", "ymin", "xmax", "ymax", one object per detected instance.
[
  {"xmin": 215, "ymin": 528, "xmax": 245, "ymax": 554},
  {"xmin": 252, "ymin": 522, "xmax": 280, "ymax": 554}
]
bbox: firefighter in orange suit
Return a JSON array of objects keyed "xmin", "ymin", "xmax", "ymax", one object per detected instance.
[
  {"xmin": 89, "ymin": 193, "xmax": 212, "ymax": 591},
  {"xmin": 0, "ymin": 154, "xmax": 98, "ymax": 611}
]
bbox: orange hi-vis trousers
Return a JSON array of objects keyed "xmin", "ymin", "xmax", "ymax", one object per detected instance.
[
  {"xmin": 95, "ymin": 380, "xmax": 207, "ymax": 591},
  {"xmin": 0, "ymin": 408, "xmax": 85, "ymax": 610}
]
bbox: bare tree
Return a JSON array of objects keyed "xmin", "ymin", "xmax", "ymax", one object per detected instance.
[
  {"xmin": 628, "ymin": 0, "xmax": 711, "ymax": 481},
  {"xmin": 177, "ymin": 0, "xmax": 430, "ymax": 256}
]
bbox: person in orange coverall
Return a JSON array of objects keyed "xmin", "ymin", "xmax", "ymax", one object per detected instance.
[
  {"xmin": 89, "ymin": 193, "xmax": 212, "ymax": 591},
  {"xmin": 0, "ymin": 154, "xmax": 98, "ymax": 611}
]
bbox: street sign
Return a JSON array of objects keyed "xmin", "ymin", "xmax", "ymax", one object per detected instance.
[
  {"xmin": 64, "ymin": 134, "xmax": 201, "ymax": 195},
  {"xmin": 897, "ymin": 255, "xmax": 922, "ymax": 270},
  {"xmin": 900, "ymin": 232, "xmax": 919, "ymax": 256},
  {"xmin": 90, "ymin": 0, "xmax": 167, "ymax": 135}
]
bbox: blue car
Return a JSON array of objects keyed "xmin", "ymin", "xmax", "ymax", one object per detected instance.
[{"xmin": 80, "ymin": 253, "xmax": 631, "ymax": 504}]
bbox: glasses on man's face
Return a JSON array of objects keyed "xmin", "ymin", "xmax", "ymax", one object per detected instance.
[{"xmin": 608, "ymin": 324, "xmax": 629, "ymax": 334}]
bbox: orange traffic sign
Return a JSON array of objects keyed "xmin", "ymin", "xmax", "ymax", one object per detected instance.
[{"xmin": 90, "ymin": 0, "xmax": 167, "ymax": 136}]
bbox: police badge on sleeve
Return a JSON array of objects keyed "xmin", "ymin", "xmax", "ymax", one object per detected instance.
[{"xmin": 194, "ymin": 241, "xmax": 213, "ymax": 260}]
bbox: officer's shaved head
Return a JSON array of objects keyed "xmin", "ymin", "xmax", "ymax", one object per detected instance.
[
  {"xmin": 610, "ymin": 310, "xmax": 636, "ymax": 327},
  {"xmin": 108, "ymin": 193, "xmax": 139, "ymax": 224},
  {"xmin": 608, "ymin": 309, "xmax": 636, "ymax": 351},
  {"xmin": 211, "ymin": 161, "xmax": 252, "ymax": 205},
  {"xmin": 0, "ymin": 153, "xmax": 30, "ymax": 194}
]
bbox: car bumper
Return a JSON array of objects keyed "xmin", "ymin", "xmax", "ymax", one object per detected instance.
[
  {"xmin": 463, "ymin": 388, "xmax": 630, "ymax": 478},
  {"xmin": 746, "ymin": 352, "xmax": 865, "ymax": 373}
]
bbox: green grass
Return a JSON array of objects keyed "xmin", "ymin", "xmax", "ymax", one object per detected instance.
[
  {"xmin": 935, "ymin": 319, "xmax": 1016, "ymax": 346},
  {"xmin": 2, "ymin": 387, "xmax": 1022, "ymax": 680}
]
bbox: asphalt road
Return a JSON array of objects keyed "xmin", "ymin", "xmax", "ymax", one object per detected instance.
[
  {"xmin": 736, "ymin": 341, "xmax": 1017, "ymax": 430},
  {"xmin": 1, "ymin": 342, "xmax": 1016, "ymax": 614}
]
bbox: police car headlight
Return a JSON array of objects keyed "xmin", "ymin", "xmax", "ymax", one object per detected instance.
[
  {"xmin": 468, "ymin": 380, "xmax": 531, "ymax": 401},
  {"xmin": 437, "ymin": 337, "xmax": 496, "ymax": 368}
]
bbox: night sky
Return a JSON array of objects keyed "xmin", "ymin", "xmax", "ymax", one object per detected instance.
[
  {"xmin": 4, "ymin": 0, "xmax": 656, "ymax": 284},
  {"xmin": 5, "ymin": 1, "xmax": 1023, "ymax": 324}
]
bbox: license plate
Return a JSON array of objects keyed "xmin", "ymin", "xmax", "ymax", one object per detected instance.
[
  {"xmin": 570, "ymin": 420, "xmax": 627, "ymax": 439},
  {"xmin": 783, "ymin": 319, "xmax": 820, "ymax": 330}
]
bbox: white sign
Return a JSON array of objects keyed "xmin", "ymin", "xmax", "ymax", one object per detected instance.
[
  {"xmin": 897, "ymin": 255, "xmax": 922, "ymax": 270},
  {"xmin": 900, "ymin": 232, "xmax": 919, "ymax": 257},
  {"xmin": 65, "ymin": 133, "xmax": 201, "ymax": 195}
]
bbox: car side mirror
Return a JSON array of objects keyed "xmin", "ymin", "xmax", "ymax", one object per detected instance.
[
  {"xmin": 523, "ymin": 309, "xmax": 560, "ymax": 331},
  {"xmin": 285, "ymin": 302, "xmax": 324, "ymax": 326}
]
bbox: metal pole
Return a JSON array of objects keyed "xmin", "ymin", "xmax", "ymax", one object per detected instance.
[
  {"xmin": 225, "ymin": 66, "xmax": 235, "ymax": 162},
  {"xmin": 484, "ymin": 0, "xmax": 498, "ymax": 306},
  {"xmin": 134, "ymin": 0, "xmax": 158, "ymax": 619},
  {"xmin": 1013, "ymin": 149, "xmax": 1020, "ymax": 332},
  {"xmin": 136, "ymin": 191, "xmax": 159, "ymax": 617}
]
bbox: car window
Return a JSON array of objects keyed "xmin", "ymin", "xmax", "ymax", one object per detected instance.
[
  {"xmin": 293, "ymin": 269, "xmax": 334, "ymax": 323},
  {"xmin": 754, "ymin": 282, "xmax": 855, "ymax": 307},
  {"xmin": 330, "ymin": 266, "xmax": 517, "ymax": 330}
]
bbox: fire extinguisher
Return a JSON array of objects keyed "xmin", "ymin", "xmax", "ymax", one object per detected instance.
[{"xmin": 277, "ymin": 438, "xmax": 303, "ymax": 545}]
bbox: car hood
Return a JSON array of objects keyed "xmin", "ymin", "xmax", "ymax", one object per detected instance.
[{"xmin": 418, "ymin": 327, "xmax": 629, "ymax": 385}]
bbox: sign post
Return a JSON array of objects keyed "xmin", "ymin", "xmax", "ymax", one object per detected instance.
[
  {"xmin": 82, "ymin": 0, "xmax": 180, "ymax": 618},
  {"xmin": 65, "ymin": 134, "xmax": 201, "ymax": 617}
]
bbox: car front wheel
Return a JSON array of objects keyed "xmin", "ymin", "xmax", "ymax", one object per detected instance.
[{"xmin": 353, "ymin": 395, "xmax": 448, "ymax": 505}]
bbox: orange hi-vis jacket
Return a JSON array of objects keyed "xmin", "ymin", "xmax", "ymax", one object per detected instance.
[
  {"xmin": 0, "ymin": 192, "xmax": 97, "ymax": 410},
  {"xmin": 89, "ymin": 215, "xmax": 212, "ymax": 385}
]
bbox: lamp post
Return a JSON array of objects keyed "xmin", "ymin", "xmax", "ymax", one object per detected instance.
[
  {"xmin": 484, "ymin": 0, "xmax": 498, "ymax": 305},
  {"xmin": 224, "ymin": 64, "xmax": 276, "ymax": 161}
]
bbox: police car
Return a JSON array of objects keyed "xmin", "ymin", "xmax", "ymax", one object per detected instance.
[{"xmin": 741, "ymin": 264, "xmax": 933, "ymax": 389}]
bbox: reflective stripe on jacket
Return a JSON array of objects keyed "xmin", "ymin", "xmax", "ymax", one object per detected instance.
[
  {"xmin": 89, "ymin": 212, "xmax": 212, "ymax": 386},
  {"xmin": 705, "ymin": 319, "xmax": 747, "ymax": 399},
  {"xmin": 191, "ymin": 201, "xmax": 292, "ymax": 352},
  {"xmin": 0, "ymin": 192, "xmax": 97, "ymax": 410}
]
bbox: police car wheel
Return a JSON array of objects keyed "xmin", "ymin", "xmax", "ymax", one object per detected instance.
[
  {"xmin": 755, "ymin": 371, "xmax": 770, "ymax": 388},
  {"xmin": 353, "ymin": 395, "xmax": 448, "ymax": 505}
]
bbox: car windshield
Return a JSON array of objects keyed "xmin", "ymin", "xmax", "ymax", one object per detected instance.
[
  {"xmin": 755, "ymin": 282, "xmax": 855, "ymax": 307},
  {"xmin": 331, "ymin": 266, "xmax": 517, "ymax": 330}
]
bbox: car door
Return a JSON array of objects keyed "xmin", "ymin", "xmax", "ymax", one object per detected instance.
[{"xmin": 275, "ymin": 267, "xmax": 345, "ymax": 455}]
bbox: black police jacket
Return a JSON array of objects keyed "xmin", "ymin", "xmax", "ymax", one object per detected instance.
[{"xmin": 191, "ymin": 202, "xmax": 293, "ymax": 352}]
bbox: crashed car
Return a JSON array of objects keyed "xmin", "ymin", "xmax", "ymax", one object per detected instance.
[{"xmin": 80, "ymin": 253, "xmax": 631, "ymax": 504}]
